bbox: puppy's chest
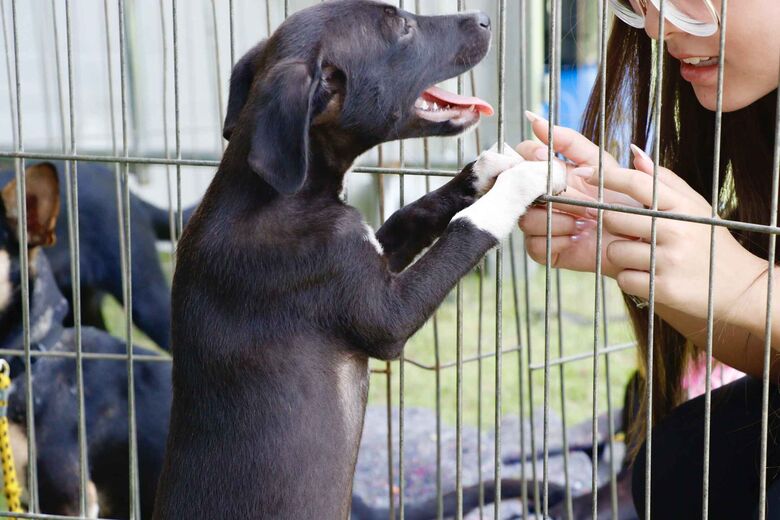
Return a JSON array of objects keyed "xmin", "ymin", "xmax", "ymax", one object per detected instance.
[{"xmin": 332, "ymin": 353, "xmax": 370, "ymax": 435}]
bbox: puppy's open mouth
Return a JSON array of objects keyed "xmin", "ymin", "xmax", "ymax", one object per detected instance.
[{"xmin": 414, "ymin": 85, "xmax": 494, "ymax": 125}]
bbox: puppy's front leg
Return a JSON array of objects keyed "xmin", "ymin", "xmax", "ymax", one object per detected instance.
[
  {"xmin": 352, "ymin": 161, "xmax": 567, "ymax": 360},
  {"xmin": 375, "ymin": 146, "xmax": 522, "ymax": 273}
]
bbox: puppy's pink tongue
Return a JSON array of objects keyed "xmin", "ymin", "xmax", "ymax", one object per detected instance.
[{"xmin": 423, "ymin": 86, "xmax": 494, "ymax": 116}]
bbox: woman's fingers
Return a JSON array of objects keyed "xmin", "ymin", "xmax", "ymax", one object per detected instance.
[
  {"xmin": 602, "ymin": 210, "xmax": 653, "ymax": 241},
  {"xmin": 516, "ymin": 140, "xmax": 546, "ymax": 161},
  {"xmin": 606, "ymin": 239, "xmax": 651, "ymax": 271},
  {"xmin": 615, "ymin": 270, "xmax": 650, "ymax": 299},
  {"xmin": 543, "ymin": 186, "xmax": 594, "ymax": 217},
  {"xmin": 525, "ymin": 236, "xmax": 577, "ymax": 268},
  {"xmin": 519, "ymin": 207, "xmax": 596, "ymax": 236},
  {"xmin": 630, "ymin": 145, "xmax": 705, "ymax": 199},
  {"xmin": 525, "ymin": 112, "xmax": 620, "ymax": 170},
  {"xmin": 583, "ymin": 167, "xmax": 678, "ymax": 211}
]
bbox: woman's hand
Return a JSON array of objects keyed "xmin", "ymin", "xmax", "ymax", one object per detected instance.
[
  {"xmin": 586, "ymin": 143, "xmax": 767, "ymax": 322},
  {"xmin": 515, "ymin": 113, "xmax": 642, "ymax": 278}
]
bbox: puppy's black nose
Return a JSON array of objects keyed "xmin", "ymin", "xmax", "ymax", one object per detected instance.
[{"xmin": 475, "ymin": 11, "xmax": 491, "ymax": 30}]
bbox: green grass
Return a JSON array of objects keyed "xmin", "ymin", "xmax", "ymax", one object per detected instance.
[
  {"xmin": 366, "ymin": 242, "xmax": 638, "ymax": 428},
  {"xmin": 99, "ymin": 242, "xmax": 638, "ymax": 429}
]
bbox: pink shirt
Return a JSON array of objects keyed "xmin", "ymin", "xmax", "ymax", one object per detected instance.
[{"xmin": 682, "ymin": 356, "xmax": 744, "ymax": 399}]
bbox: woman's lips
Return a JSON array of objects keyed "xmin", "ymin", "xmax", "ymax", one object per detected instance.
[{"xmin": 679, "ymin": 60, "xmax": 719, "ymax": 86}]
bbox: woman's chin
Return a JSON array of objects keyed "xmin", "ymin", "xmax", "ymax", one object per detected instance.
[{"xmin": 692, "ymin": 83, "xmax": 774, "ymax": 113}]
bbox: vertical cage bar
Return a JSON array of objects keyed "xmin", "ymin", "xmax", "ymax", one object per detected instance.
[
  {"xmin": 209, "ymin": 0, "xmax": 225, "ymax": 149},
  {"xmin": 554, "ymin": 271, "xmax": 573, "ymax": 517},
  {"xmin": 157, "ymin": 0, "xmax": 176, "ymax": 267},
  {"xmin": 173, "ymin": 0, "xmax": 183, "ymax": 248},
  {"xmin": 102, "ymin": 3, "xmax": 133, "ymax": 513},
  {"xmin": 645, "ymin": 2, "xmax": 667, "ymax": 517},
  {"xmin": 49, "ymin": 0, "xmax": 67, "ymax": 150},
  {"xmin": 117, "ymin": 0, "xmax": 141, "ymax": 517},
  {"xmin": 265, "ymin": 0, "xmax": 272, "ymax": 37},
  {"xmin": 758, "ymin": 52, "xmax": 780, "ymax": 520},
  {"xmin": 512, "ymin": 1, "xmax": 530, "ymax": 515},
  {"xmin": 593, "ymin": 1, "xmax": 619, "ymax": 515},
  {"xmin": 602, "ymin": 277, "xmax": 619, "ymax": 517},
  {"xmin": 397, "ymin": 1, "xmax": 406, "ymax": 501},
  {"xmin": 590, "ymin": 0, "xmax": 609, "ymax": 516},
  {"xmin": 493, "ymin": 1, "xmax": 507, "ymax": 518},
  {"xmin": 455, "ymin": 4, "xmax": 466, "ymax": 517},
  {"xmin": 477, "ymin": 256, "xmax": 486, "ymax": 519},
  {"xmin": 543, "ymin": 0, "xmax": 561, "ymax": 515},
  {"xmin": 702, "ymin": 1, "xmax": 729, "ymax": 518},
  {"xmin": 102, "ymin": 0, "xmax": 132, "ymax": 302},
  {"xmin": 1, "ymin": 0, "xmax": 16, "ymax": 149},
  {"xmin": 10, "ymin": 0, "xmax": 40, "ymax": 511},
  {"xmin": 63, "ymin": 1, "xmax": 89, "ymax": 515},
  {"xmin": 519, "ymin": 0, "xmax": 540, "ymax": 511},
  {"xmin": 522, "ymin": 237, "xmax": 540, "ymax": 513},
  {"xmin": 376, "ymin": 144, "xmax": 395, "ymax": 520},
  {"xmin": 229, "ymin": 0, "xmax": 235, "ymax": 67},
  {"xmin": 414, "ymin": 4, "xmax": 441, "ymax": 514}
]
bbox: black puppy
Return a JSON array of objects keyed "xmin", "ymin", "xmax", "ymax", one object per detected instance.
[
  {"xmin": 154, "ymin": 1, "xmax": 564, "ymax": 518},
  {"xmin": 0, "ymin": 163, "xmax": 171, "ymax": 518},
  {"xmin": 8, "ymin": 327, "xmax": 171, "ymax": 519},
  {"xmin": 0, "ymin": 161, "xmax": 195, "ymax": 351}
]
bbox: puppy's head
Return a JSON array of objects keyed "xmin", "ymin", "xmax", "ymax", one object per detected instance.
[
  {"xmin": 223, "ymin": 0, "xmax": 493, "ymax": 194},
  {"xmin": 0, "ymin": 163, "xmax": 60, "ymax": 345}
]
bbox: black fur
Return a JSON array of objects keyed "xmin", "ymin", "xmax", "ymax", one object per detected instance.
[
  {"xmin": 154, "ymin": 1, "xmax": 509, "ymax": 518},
  {"xmin": 0, "ymin": 161, "xmax": 196, "ymax": 351},
  {"xmin": 8, "ymin": 326, "xmax": 171, "ymax": 519},
  {"xmin": 0, "ymin": 163, "xmax": 172, "ymax": 518}
]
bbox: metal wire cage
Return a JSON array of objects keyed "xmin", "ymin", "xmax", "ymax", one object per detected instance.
[{"xmin": 0, "ymin": 0, "xmax": 779, "ymax": 519}]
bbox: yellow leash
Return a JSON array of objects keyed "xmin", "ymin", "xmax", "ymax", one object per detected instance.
[{"xmin": 0, "ymin": 360, "xmax": 22, "ymax": 515}]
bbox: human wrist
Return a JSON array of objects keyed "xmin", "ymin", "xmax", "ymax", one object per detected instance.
[{"xmin": 724, "ymin": 251, "xmax": 773, "ymax": 335}]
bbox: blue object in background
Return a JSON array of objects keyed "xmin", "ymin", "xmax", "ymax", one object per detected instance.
[{"xmin": 541, "ymin": 64, "xmax": 599, "ymax": 131}]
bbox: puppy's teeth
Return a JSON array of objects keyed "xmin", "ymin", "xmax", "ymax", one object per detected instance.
[
  {"xmin": 432, "ymin": 102, "xmax": 439, "ymax": 111},
  {"xmin": 469, "ymin": 105, "xmax": 475, "ymax": 111},
  {"xmin": 421, "ymin": 101, "xmax": 429, "ymax": 109}
]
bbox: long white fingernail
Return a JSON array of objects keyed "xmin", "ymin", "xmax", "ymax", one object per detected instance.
[
  {"xmin": 630, "ymin": 143, "xmax": 653, "ymax": 164},
  {"xmin": 524, "ymin": 110, "xmax": 548, "ymax": 124}
]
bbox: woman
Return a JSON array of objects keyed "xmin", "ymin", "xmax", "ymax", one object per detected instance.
[{"xmin": 516, "ymin": 0, "xmax": 780, "ymax": 517}]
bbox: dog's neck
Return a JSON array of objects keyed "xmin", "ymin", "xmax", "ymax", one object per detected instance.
[{"xmin": 222, "ymin": 128, "xmax": 375, "ymax": 201}]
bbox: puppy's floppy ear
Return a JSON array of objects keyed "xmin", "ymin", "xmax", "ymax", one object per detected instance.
[
  {"xmin": 223, "ymin": 40, "xmax": 267, "ymax": 141},
  {"xmin": 246, "ymin": 59, "xmax": 323, "ymax": 195},
  {"xmin": 1, "ymin": 162, "xmax": 61, "ymax": 248}
]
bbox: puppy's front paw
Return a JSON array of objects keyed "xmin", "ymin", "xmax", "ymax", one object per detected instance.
[
  {"xmin": 550, "ymin": 161, "xmax": 567, "ymax": 195},
  {"xmin": 452, "ymin": 160, "xmax": 566, "ymax": 241},
  {"xmin": 494, "ymin": 160, "xmax": 567, "ymax": 202},
  {"xmin": 471, "ymin": 143, "xmax": 524, "ymax": 195}
]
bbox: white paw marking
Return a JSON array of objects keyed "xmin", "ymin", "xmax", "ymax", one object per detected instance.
[
  {"xmin": 453, "ymin": 161, "xmax": 567, "ymax": 240},
  {"xmin": 363, "ymin": 224, "xmax": 384, "ymax": 255},
  {"xmin": 86, "ymin": 480, "xmax": 99, "ymax": 518},
  {"xmin": 471, "ymin": 144, "xmax": 524, "ymax": 196},
  {"xmin": 0, "ymin": 251, "xmax": 11, "ymax": 312}
]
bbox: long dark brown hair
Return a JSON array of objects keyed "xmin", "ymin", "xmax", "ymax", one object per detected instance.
[{"xmin": 580, "ymin": 21, "xmax": 779, "ymax": 457}]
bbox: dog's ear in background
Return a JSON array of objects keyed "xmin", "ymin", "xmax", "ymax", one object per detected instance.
[{"xmin": 1, "ymin": 162, "xmax": 61, "ymax": 248}]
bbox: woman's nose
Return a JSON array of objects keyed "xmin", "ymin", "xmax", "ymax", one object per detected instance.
[{"xmin": 642, "ymin": 4, "xmax": 684, "ymax": 41}]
